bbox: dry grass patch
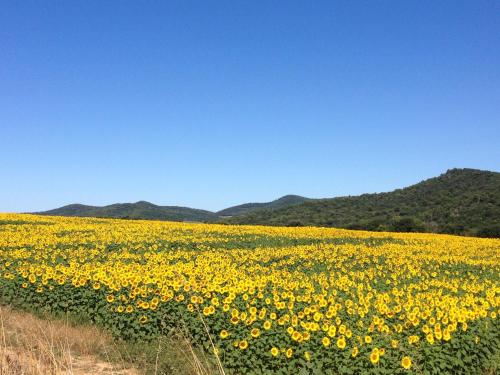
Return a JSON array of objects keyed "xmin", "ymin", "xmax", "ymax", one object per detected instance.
[
  {"xmin": 0, "ymin": 305, "xmax": 222, "ymax": 375},
  {"xmin": 0, "ymin": 305, "xmax": 137, "ymax": 374}
]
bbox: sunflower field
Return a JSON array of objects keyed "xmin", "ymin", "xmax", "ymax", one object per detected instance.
[{"xmin": 0, "ymin": 213, "xmax": 498, "ymax": 374}]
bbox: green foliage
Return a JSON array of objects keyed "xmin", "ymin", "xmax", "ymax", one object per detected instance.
[
  {"xmin": 217, "ymin": 195, "xmax": 309, "ymax": 216},
  {"xmin": 37, "ymin": 201, "xmax": 218, "ymax": 223},
  {"xmin": 228, "ymin": 169, "xmax": 500, "ymax": 238},
  {"xmin": 34, "ymin": 169, "xmax": 500, "ymax": 238},
  {"xmin": 36, "ymin": 196, "xmax": 310, "ymax": 223}
]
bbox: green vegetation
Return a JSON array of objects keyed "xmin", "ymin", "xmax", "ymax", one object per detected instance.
[
  {"xmin": 35, "ymin": 169, "xmax": 500, "ymax": 238},
  {"xmin": 36, "ymin": 200, "xmax": 218, "ymax": 222},
  {"xmin": 216, "ymin": 194, "xmax": 309, "ymax": 216},
  {"xmin": 36, "ymin": 195, "xmax": 309, "ymax": 223},
  {"xmin": 226, "ymin": 169, "xmax": 500, "ymax": 238}
]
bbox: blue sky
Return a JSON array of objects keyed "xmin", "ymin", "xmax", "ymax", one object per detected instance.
[{"xmin": 1, "ymin": 1, "xmax": 499, "ymax": 212}]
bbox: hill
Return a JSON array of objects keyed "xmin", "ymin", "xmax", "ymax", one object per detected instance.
[
  {"xmin": 216, "ymin": 195, "xmax": 309, "ymax": 216},
  {"xmin": 36, "ymin": 195, "xmax": 309, "ymax": 223},
  {"xmin": 36, "ymin": 201, "xmax": 218, "ymax": 222},
  {"xmin": 34, "ymin": 169, "xmax": 500, "ymax": 237},
  {"xmin": 225, "ymin": 168, "xmax": 500, "ymax": 237}
]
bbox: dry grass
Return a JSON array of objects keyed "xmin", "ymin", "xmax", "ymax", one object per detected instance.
[
  {"xmin": 0, "ymin": 305, "xmax": 137, "ymax": 375},
  {"xmin": 0, "ymin": 305, "xmax": 224, "ymax": 375}
]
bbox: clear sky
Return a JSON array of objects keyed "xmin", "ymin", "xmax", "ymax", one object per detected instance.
[{"xmin": 1, "ymin": 1, "xmax": 499, "ymax": 212}]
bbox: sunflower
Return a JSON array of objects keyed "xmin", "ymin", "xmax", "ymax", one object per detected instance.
[
  {"xmin": 238, "ymin": 340, "xmax": 248, "ymax": 350},
  {"xmin": 351, "ymin": 346, "xmax": 359, "ymax": 358},
  {"xmin": 328, "ymin": 326, "xmax": 337, "ymax": 337},
  {"xmin": 292, "ymin": 331, "xmax": 301, "ymax": 341},
  {"xmin": 426, "ymin": 333, "xmax": 434, "ymax": 345},
  {"xmin": 401, "ymin": 356, "xmax": 412, "ymax": 369},
  {"xmin": 443, "ymin": 330, "xmax": 451, "ymax": 341},
  {"xmin": 251, "ymin": 328, "xmax": 260, "ymax": 338},
  {"xmin": 370, "ymin": 349, "xmax": 380, "ymax": 364},
  {"xmin": 322, "ymin": 337, "xmax": 331, "ymax": 347},
  {"xmin": 337, "ymin": 336, "xmax": 346, "ymax": 349}
]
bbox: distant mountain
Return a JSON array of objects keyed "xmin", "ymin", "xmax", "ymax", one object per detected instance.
[
  {"xmin": 36, "ymin": 201, "xmax": 218, "ymax": 222},
  {"xmin": 225, "ymin": 169, "xmax": 500, "ymax": 238},
  {"xmin": 217, "ymin": 195, "xmax": 310, "ymax": 216},
  {"xmin": 34, "ymin": 169, "xmax": 500, "ymax": 237},
  {"xmin": 37, "ymin": 195, "xmax": 310, "ymax": 223}
]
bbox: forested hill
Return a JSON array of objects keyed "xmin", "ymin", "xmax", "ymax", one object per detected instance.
[
  {"xmin": 35, "ymin": 195, "xmax": 309, "ymax": 223},
  {"xmin": 225, "ymin": 169, "xmax": 500, "ymax": 238},
  {"xmin": 36, "ymin": 201, "xmax": 218, "ymax": 222},
  {"xmin": 34, "ymin": 169, "xmax": 500, "ymax": 237},
  {"xmin": 217, "ymin": 195, "xmax": 309, "ymax": 216}
]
